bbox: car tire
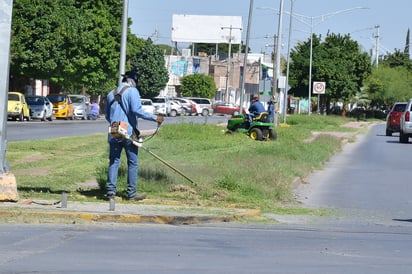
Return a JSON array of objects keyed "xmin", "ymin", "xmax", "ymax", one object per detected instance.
[
  {"xmin": 48, "ymin": 115, "xmax": 53, "ymax": 121},
  {"xmin": 41, "ymin": 112, "xmax": 46, "ymax": 121},
  {"xmin": 249, "ymin": 128, "xmax": 263, "ymax": 141},
  {"xmin": 386, "ymin": 129, "xmax": 392, "ymax": 136},
  {"xmin": 201, "ymin": 109, "xmax": 209, "ymax": 116},
  {"xmin": 18, "ymin": 111, "xmax": 24, "ymax": 122},
  {"xmin": 169, "ymin": 110, "xmax": 177, "ymax": 117},
  {"xmin": 399, "ymin": 131, "xmax": 409, "ymax": 143}
]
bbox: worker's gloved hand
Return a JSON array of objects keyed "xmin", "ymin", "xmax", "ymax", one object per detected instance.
[{"xmin": 156, "ymin": 115, "xmax": 164, "ymax": 125}]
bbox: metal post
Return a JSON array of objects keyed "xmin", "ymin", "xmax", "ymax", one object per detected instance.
[
  {"xmin": 283, "ymin": 0, "xmax": 295, "ymax": 124},
  {"xmin": 118, "ymin": 0, "xmax": 128, "ymax": 85},
  {"xmin": 239, "ymin": 0, "xmax": 254, "ymax": 115},
  {"xmin": 308, "ymin": 19, "xmax": 313, "ymax": 115},
  {"xmin": 222, "ymin": 25, "xmax": 242, "ymax": 103},
  {"xmin": 0, "ymin": 0, "xmax": 13, "ymax": 176},
  {"xmin": 275, "ymin": 0, "xmax": 284, "ymax": 125}
]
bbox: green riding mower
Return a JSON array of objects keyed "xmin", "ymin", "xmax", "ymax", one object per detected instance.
[{"xmin": 226, "ymin": 112, "xmax": 277, "ymax": 141}]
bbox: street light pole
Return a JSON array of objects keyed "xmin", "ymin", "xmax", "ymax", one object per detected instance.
[
  {"xmin": 118, "ymin": 0, "xmax": 128, "ymax": 85},
  {"xmin": 222, "ymin": 25, "xmax": 242, "ymax": 103},
  {"xmin": 283, "ymin": 0, "xmax": 295, "ymax": 123},
  {"xmin": 239, "ymin": 0, "xmax": 254, "ymax": 115}
]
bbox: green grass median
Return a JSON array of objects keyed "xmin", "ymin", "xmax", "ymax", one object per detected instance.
[{"xmin": 6, "ymin": 115, "xmax": 368, "ymax": 214}]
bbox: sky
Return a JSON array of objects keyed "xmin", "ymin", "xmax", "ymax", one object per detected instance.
[{"xmin": 129, "ymin": 0, "xmax": 410, "ymax": 57}]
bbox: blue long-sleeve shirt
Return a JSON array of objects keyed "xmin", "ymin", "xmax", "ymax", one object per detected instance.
[
  {"xmin": 249, "ymin": 101, "xmax": 265, "ymax": 116},
  {"xmin": 105, "ymin": 83, "xmax": 157, "ymax": 141}
]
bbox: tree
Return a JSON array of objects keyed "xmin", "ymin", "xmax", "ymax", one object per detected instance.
[
  {"xmin": 10, "ymin": 0, "xmax": 123, "ymax": 95},
  {"xmin": 288, "ymin": 33, "xmax": 372, "ymax": 112},
  {"xmin": 130, "ymin": 38, "xmax": 169, "ymax": 98},
  {"xmin": 180, "ymin": 74, "xmax": 216, "ymax": 98},
  {"xmin": 364, "ymin": 65, "xmax": 412, "ymax": 107}
]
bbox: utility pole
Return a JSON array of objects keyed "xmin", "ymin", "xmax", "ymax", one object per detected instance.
[
  {"xmin": 239, "ymin": 0, "xmax": 254, "ymax": 114},
  {"xmin": 118, "ymin": 0, "xmax": 128, "ymax": 85},
  {"xmin": 374, "ymin": 24, "xmax": 380, "ymax": 67},
  {"xmin": 221, "ymin": 25, "xmax": 242, "ymax": 103}
]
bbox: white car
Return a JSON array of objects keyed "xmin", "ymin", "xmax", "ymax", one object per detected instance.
[
  {"xmin": 69, "ymin": 94, "xmax": 90, "ymax": 120},
  {"xmin": 26, "ymin": 95, "xmax": 53, "ymax": 121},
  {"xmin": 141, "ymin": 99, "xmax": 155, "ymax": 115},
  {"xmin": 151, "ymin": 97, "xmax": 185, "ymax": 117}
]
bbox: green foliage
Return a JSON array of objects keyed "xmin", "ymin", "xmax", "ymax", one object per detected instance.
[
  {"xmin": 289, "ymin": 33, "xmax": 372, "ymax": 105},
  {"xmin": 381, "ymin": 49, "xmax": 412, "ymax": 71},
  {"xmin": 130, "ymin": 38, "xmax": 169, "ymax": 98},
  {"xmin": 180, "ymin": 74, "xmax": 216, "ymax": 98},
  {"xmin": 364, "ymin": 65, "xmax": 412, "ymax": 106},
  {"xmin": 10, "ymin": 0, "xmax": 144, "ymax": 96}
]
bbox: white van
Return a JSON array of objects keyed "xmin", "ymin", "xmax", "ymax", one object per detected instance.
[
  {"xmin": 141, "ymin": 99, "xmax": 154, "ymax": 115},
  {"xmin": 184, "ymin": 97, "xmax": 213, "ymax": 116}
]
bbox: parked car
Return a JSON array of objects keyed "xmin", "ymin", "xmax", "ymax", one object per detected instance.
[
  {"xmin": 172, "ymin": 97, "xmax": 197, "ymax": 115},
  {"xmin": 213, "ymin": 102, "xmax": 246, "ymax": 115},
  {"xmin": 184, "ymin": 97, "xmax": 213, "ymax": 116},
  {"xmin": 69, "ymin": 94, "xmax": 90, "ymax": 120},
  {"xmin": 7, "ymin": 91, "xmax": 30, "ymax": 121},
  {"xmin": 141, "ymin": 99, "xmax": 155, "ymax": 115},
  {"xmin": 386, "ymin": 102, "xmax": 407, "ymax": 136},
  {"xmin": 151, "ymin": 97, "xmax": 185, "ymax": 117},
  {"xmin": 47, "ymin": 94, "xmax": 74, "ymax": 120},
  {"xmin": 399, "ymin": 98, "xmax": 412, "ymax": 143},
  {"xmin": 26, "ymin": 95, "xmax": 53, "ymax": 121}
]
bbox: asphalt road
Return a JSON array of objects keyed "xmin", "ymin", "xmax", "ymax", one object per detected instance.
[
  {"xmin": 2, "ymin": 122, "xmax": 412, "ymax": 273},
  {"xmin": 6, "ymin": 115, "xmax": 229, "ymax": 141}
]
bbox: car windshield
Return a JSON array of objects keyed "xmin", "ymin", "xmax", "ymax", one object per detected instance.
[
  {"xmin": 70, "ymin": 96, "xmax": 84, "ymax": 103},
  {"xmin": 151, "ymin": 98, "xmax": 165, "ymax": 103},
  {"xmin": 47, "ymin": 95, "xmax": 66, "ymax": 103},
  {"xmin": 26, "ymin": 97, "xmax": 44, "ymax": 105},
  {"xmin": 8, "ymin": 94, "xmax": 19, "ymax": 101}
]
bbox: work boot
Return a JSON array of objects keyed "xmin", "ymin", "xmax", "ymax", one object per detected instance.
[{"xmin": 127, "ymin": 193, "xmax": 147, "ymax": 201}]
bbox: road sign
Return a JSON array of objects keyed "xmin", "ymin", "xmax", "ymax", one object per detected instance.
[{"xmin": 313, "ymin": 81, "xmax": 326, "ymax": 94}]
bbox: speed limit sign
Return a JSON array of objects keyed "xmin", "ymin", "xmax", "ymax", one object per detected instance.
[{"xmin": 313, "ymin": 81, "xmax": 326, "ymax": 94}]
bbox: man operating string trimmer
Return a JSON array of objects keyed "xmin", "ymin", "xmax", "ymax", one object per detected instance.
[{"xmin": 105, "ymin": 71, "xmax": 164, "ymax": 201}]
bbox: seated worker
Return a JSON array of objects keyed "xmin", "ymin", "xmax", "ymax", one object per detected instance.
[
  {"xmin": 87, "ymin": 100, "xmax": 100, "ymax": 120},
  {"xmin": 248, "ymin": 96, "xmax": 265, "ymax": 123}
]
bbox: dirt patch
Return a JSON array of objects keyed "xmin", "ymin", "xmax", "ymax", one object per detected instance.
[
  {"xmin": 18, "ymin": 155, "xmax": 47, "ymax": 164},
  {"xmin": 341, "ymin": 121, "xmax": 369, "ymax": 129},
  {"xmin": 304, "ymin": 121, "xmax": 370, "ymax": 143},
  {"xmin": 13, "ymin": 168, "xmax": 49, "ymax": 176}
]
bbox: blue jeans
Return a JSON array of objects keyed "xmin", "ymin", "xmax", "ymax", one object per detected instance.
[{"xmin": 107, "ymin": 139, "xmax": 139, "ymax": 198}]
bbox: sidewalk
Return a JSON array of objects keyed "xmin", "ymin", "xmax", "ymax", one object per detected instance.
[{"xmin": 0, "ymin": 198, "xmax": 262, "ymax": 225}]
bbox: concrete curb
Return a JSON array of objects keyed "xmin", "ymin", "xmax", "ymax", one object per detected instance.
[{"xmin": 0, "ymin": 202, "xmax": 262, "ymax": 225}]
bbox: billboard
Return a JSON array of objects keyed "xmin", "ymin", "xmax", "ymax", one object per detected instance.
[{"xmin": 172, "ymin": 14, "xmax": 243, "ymax": 44}]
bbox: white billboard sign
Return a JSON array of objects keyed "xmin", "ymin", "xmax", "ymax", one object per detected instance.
[{"xmin": 172, "ymin": 14, "xmax": 243, "ymax": 44}]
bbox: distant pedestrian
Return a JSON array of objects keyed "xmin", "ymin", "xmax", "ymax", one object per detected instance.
[
  {"xmin": 87, "ymin": 100, "xmax": 100, "ymax": 120},
  {"xmin": 267, "ymin": 99, "xmax": 275, "ymax": 123},
  {"xmin": 105, "ymin": 71, "xmax": 164, "ymax": 201}
]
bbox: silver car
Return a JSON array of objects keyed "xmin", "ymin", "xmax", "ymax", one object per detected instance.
[
  {"xmin": 26, "ymin": 95, "xmax": 53, "ymax": 121},
  {"xmin": 69, "ymin": 94, "xmax": 90, "ymax": 120}
]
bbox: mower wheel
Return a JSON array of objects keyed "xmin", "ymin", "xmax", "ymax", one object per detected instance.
[
  {"xmin": 269, "ymin": 129, "xmax": 277, "ymax": 140},
  {"xmin": 249, "ymin": 128, "xmax": 263, "ymax": 141}
]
